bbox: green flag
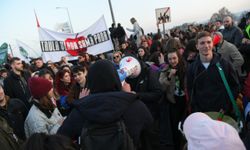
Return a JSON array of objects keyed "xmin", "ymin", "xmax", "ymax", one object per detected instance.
[
  {"xmin": 19, "ymin": 46, "xmax": 29, "ymax": 59},
  {"xmin": 0, "ymin": 43, "xmax": 8, "ymax": 65}
]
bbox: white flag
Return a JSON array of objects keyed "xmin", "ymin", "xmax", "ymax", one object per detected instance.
[{"xmin": 16, "ymin": 40, "xmax": 41, "ymax": 63}]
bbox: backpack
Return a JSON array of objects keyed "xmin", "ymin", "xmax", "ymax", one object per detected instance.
[
  {"xmin": 80, "ymin": 120, "xmax": 136, "ymax": 150},
  {"xmin": 0, "ymin": 115, "xmax": 20, "ymax": 150}
]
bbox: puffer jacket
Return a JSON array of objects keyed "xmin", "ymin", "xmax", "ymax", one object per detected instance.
[{"xmin": 24, "ymin": 104, "xmax": 63, "ymax": 138}]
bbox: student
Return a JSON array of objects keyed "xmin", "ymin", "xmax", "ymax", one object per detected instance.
[
  {"xmin": 58, "ymin": 60, "xmax": 153, "ymax": 148},
  {"xmin": 25, "ymin": 77, "xmax": 64, "ymax": 138}
]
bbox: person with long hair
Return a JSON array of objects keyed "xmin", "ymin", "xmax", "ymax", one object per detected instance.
[
  {"xmin": 55, "ymin": 69, "xmax": 73, "ymax": 96},
  {"xmin": 60, "ymin": 66, "xmax": 88, "ymax": 115},
  {"xmin": 137, "ymin": 47, "xmax": 149, "ymax": 62},
  {"xmin": 25, "ymin": 77, "xmax": 64, "ymax": 138},
  {"xmin": 159, "ymin": 50, "xmax": 187, "ymax": 149}
]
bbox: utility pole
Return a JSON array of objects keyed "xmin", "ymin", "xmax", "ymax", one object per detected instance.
[
  {"xmin": 108, "ymin": 0, "xmax": 116, "ymax": 25},
  {"xmin": 56, "ymin": 7, "xmax": 74, "ymax": 33}
]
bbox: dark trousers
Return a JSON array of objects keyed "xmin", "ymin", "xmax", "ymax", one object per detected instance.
[{"xmin": 160, "ymin": 96, "xmax": 186, "ymax": 150}]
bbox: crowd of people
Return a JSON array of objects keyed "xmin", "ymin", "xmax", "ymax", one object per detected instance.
[{"xmin": 0, "ymin": 12, "xmax": 250, "ymax": 150}]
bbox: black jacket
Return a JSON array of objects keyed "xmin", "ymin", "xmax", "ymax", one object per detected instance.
[
  {"xmin": 57, "ymin": 91, "xmax": 153, "ymax": 145},
  {"xmin": 126, "ymin": 62, "xmax": 162, "ymax": 119},
  {"xmin": 187, "ymin": 53, "xmax": 239, "ymax": 114},
  {"xmin": 4, "ymin": 71, "xmax": 31, "ymax": 108},
  {"xmin": 222, "ymin": 26, "xmax": 244, "ymax": 48}
]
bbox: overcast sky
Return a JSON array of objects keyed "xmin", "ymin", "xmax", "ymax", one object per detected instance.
[{"xmin": 0, "ymin": 0, "xmax": 249, "ymax": 53}]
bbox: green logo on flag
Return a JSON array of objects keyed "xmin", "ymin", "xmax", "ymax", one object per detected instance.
[
  {"xmin": 0, "ymin": 43, "xmax": 8, "ymax": 65},
  {"xmin": 19, "ymin": 46, "xmax": 29, "ymax": 59}
]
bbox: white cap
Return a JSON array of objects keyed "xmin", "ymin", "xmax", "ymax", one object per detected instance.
[{"xmin": 183, "ymin": 112, "xmax": 246, "ymax": 150}]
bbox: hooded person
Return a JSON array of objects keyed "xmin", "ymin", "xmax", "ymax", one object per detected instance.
[
  {"xmin": 183, "ymin": 112, "xmax": 246, "ymax": 150},
  {"xmin": 57, "ymin": 60, "xmax": 153, "ymax": 148},
  {"xmin": 24, "ymin": 77, "xmax": 64, "ymax": 138}
]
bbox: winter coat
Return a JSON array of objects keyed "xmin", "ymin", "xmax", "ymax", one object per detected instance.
[
  {"xmin": 24, "ymin": 104, "xmax": 63, "ymax": 138},
  {"xmin": 159, "ymin": 67, "xmax": 177, "ymax": 104},
  {"xmin": 222, "ymin": 26, "xmax": 244, "ymax": 48},
  {"xmin": 4, "ymin": 71, "xmax": 31, "ymax": 108},
  {"xmin": 216, "ymin": 40, "xmax": 244, "ymax": 75},
  {"xmin": 126, "ymin": 62, "xmax": 162, "ymax": 119},
  {"xmin": 187, "ymin": 53, "xmax": 239, "ymax": 114},
  {"xmin": 57, "ymin": 91, "xmax": 153, "ymax": 145}
]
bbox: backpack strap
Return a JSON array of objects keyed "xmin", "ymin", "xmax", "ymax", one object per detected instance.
[{"xmin": 216, "ymin": 62, "xmax": 242, "ymax": 130}]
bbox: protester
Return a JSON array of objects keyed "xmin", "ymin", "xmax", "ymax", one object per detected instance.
[
  {"xmin": 59, "ymin": 56, "xmax": 73, "ymax": 67},
  {"xmin": 55, "ymin": 69, "xmax": 73, "ymax": 96},
  {"xmin": 222, "ymin": 16, "xmax": 244, "ymax": 48},
  {"xmin": 148, "ymin": 51, "xmax": 167, "ymax": 75},
  {"xmin": 159, "ymin": 50, "xmax": 187, "ymax": 150},
  {"xmin": 125, "ymin": 58, "xmax": 162, "ymax": 149},
  {"xmin": 0, "ymin": 68, "xmax": 8, "ymax": 86},
  {"xmin": 60, "ymin": 65, "xmax": 89, "ymax": 115},
  {"xmin": 0, "ymin": 84, "xmax": 28, "ymax": 140},
  {"xmin": 115, "ymin": 23, "xmax": 127, "ymax": 45},
  {"xmin": 127, "ymin": 17, "xmax": 143, "ymax": 47},
  {"xmin": 4, "ymin": 57, "xmax": 31, "ymax": 109},
  {"xmin": 137, "ymin": 47, "xmax": 149, "ymax": 62},
  {"xmin": 25, "ymin": 77, "xmax": 64, "ymax": 138},
  {"xmin": 213, "ymin": 31, "xmax": 244, "ymax": 77},
  {"xmin": 112, "ymin": 51, "xmax": 122, "ymax": 70},
  {"xmin": 58, "ymin": 60, "xmax": 153, "ymax": 149},
  {"xmin": 187, "ymin": 31, "xmax": 239, "ymax": 115}
]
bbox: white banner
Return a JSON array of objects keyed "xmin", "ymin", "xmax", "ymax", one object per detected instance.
[{"xmin": 39, "ymin": 16, "xmax": 114, "ymax": 62}]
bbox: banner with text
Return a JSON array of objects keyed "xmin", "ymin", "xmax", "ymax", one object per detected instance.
[{"xmin": 39, "ymin": 16, "xmax": 114, "ymax": 62}]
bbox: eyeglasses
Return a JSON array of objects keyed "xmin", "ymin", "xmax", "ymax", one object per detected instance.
[{"xmin": 113, "ymin": 55, "xmax": 120, "ymax": 59}]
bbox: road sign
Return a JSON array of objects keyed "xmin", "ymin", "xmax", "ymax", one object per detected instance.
[{"xmin": 155, "ymin": 7, "xmax": 171, "ymax": 24}]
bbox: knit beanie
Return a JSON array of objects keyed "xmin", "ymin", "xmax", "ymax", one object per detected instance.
[{"xmin": 28, "ymin": 77, "xmax": 53, "ymax": 99}]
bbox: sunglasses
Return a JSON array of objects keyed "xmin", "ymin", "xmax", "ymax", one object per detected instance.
[{"xmin": 113, "ymin": 55, "xmax": 120, "ymax": 59}]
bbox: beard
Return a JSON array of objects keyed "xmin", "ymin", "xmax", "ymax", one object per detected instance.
[{"xmin": 15, "ymin": 67, "xmax": 23, "ymax": 72}]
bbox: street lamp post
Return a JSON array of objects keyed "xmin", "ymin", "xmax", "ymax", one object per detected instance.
[
  {"xmin": 56, "ymin": 7, "xmax": 74, "ymax": 33},
  {"xmin": 108, "ymin": 0, "xmax": 116, "ymax": 25}
]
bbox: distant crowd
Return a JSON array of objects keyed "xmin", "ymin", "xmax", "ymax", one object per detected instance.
[{"xmin": 0, "ymin": 12, "xmax": 250, "ymax": 150}]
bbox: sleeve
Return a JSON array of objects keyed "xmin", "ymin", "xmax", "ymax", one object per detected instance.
[
  {"xmin": 159, "ymin": 70, "xmax": 172, "ymax": 91},
  {"xmin": 186, "ymin": 65, "xmax": 194, "ymax": 100},
  {"xmin": 228, "ymin": 44, "xmax": 244, "ymax": 69},
  {"xmin": 136, "ymin": 70, "xmax": 162, "ymax": 103},
  {"xmin": 234, "ymin": 28, "xmax": 244, "ymax": 48},
  {"xmin": 57, "ymin": 109, "xmax": 84, "ymax": 140},
  {"xmin": 126, "ymin": 28, "xmax": 134, "ymax": 32},
  {"xmin": 3, "ymin": 79, "xmax": 14, "ymax": 98}
]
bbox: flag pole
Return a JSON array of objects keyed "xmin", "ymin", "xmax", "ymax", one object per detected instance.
[
  {"xmin": 8, "ymin": 44, "xmax": 14, "ymax": 57},
  {"xmin": 34, "ymin": 10, "xmax": 40, "ymax": 28}
]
